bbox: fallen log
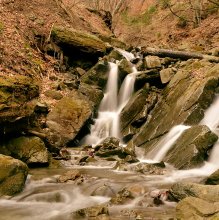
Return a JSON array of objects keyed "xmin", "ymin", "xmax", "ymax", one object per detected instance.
[{"xmin": 142, "ymin": 47, "xmax": 219, "ymax": 63}]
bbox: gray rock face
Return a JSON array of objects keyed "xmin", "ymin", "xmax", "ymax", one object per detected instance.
[
  {"xmin": 164, "ymin": 125, "xmax": 218, "ymax": 169},
  {"xmin": 176, "ymin": 197, "xmax": 219, "ymax": 220},
  {"xmin": 46, "ymin": 91, "xmax": 92, "ymax": 149},
  {"xmin": 170, "ymin": 182, "xmax": 219, "ymax": 202},
  {"xmin": 0, "ymin": 154, "xmax": 28, "ymax": 196},
  {"xmin": 4, "ymin": 136, "xmax": 49, "ymax": 167},
  {"xmin": 130, "ymin": 61, "xmax": 219, "ymax": 152}
]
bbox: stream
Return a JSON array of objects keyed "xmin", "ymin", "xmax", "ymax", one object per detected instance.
[{"xmin": 0, "ymin": 49, "xmax": 219, "ymax": 220}]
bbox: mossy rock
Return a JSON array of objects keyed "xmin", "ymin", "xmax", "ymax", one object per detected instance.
[
  {"xmin": 131, "ymin": 61, "xmax": 219, "ymax": 151},
  {"xmin": 0, "ymin": 74, "xmax": 39, "ymax": 133},
  {"xmin": 5, "ymin": 136, "xmax": 49, "ymax": 167},
  {"xmin": 46, "ymin": 91, "xmax": 92, "ymax": 149},
  {"xmin": 51, "ymin": 26, "xmax": 108, "ymax": 55},
  {"xmin": 0, "ymin": 154, "xmax": 28, "ymax": 196},
  {"xmin": 78, "ymin": 82, "xmax": 104, "ymax": 111},
  {"xmin": 164, "ymin": 125, "xmax": 218, "ymax": 169},
  {"xmin": 81, "ymin": 59, "xmax": 109, "ymax": 89}
]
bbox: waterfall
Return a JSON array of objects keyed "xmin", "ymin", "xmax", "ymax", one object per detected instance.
[
  {"xmin": 83, "ymin": 51, "xmax": 137, "ymax": 145},
  {"xmin": 200, "ymin": 95, "xmax": 219, "ymax": 166},
  {"xmin": 152, "ymin": 125, "xmax": 190, "ymax": 161},
  {"xmin": 145, "ymin": 95, "xmax": 219, "ymax": 164}
]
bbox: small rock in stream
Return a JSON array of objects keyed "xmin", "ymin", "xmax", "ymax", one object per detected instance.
[{"xmin": 57, "ymin": 170, "xmax": 83, "ymax": 184}]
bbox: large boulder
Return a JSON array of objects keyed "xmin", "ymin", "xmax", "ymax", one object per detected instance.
[
  {"xmin": 0, "ymin": 74, "xmax": 39, "ymax": 135},
  {"xmin": 176, "ymin": 197, "xmax": 219, "ymax": 219},
  {"xmin": 170, "ymin": 182, "xmax": 219, "ymax": 202},
  {"xmin": 46, "ymin": 91, "xmax": 92, "ymax": 150},
  {"xmin": 50, "ymin": 26, "xmax": 110, "ymax": 70},
  {"xmin": 0, "ymin": 154, "xmax": 28, "ymax": 196},
  {"xmin": 163, "ymin": 125, "xmax": 218, "ymax": 169},
  {"xmin": 51, "ymin": 26, "xmax": 108, "ymax": 55},
  {"xmin": 130, "ymin": 61, "xmax": 219, "ymax": 152},
  {"xmin": 2, "ymin": 136, "xmax": 49, "ymax": 167}
]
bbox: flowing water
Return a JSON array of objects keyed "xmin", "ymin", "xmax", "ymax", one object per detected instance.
[
  {"xmin": 83, "ymin": 50, "xmax": 138, "ymax": 145},
  {"xmin": 1, "ymin": 50, "xmax": 219, "ymax": 219}
]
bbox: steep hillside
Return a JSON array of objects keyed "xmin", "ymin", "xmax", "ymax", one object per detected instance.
[{"xmin": 114, "ymin": 0, "xmax": 219, "ymax": 52}]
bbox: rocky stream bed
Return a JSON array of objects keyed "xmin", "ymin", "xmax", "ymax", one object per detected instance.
[{"xmin": 0, "ymin": 23, "xmax": 219, "ymax": 219}]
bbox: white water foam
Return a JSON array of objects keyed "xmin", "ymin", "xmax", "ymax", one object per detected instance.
[{"xmin": 83, "ymin": 50, "xmax": 137, "ymax": 146}]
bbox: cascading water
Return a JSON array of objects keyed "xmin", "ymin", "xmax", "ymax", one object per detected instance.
[
  {"xmin": 83, "ymin": 50, "xmax": 138, "ymax": 145},
  {"xmin": 146, "ymin": 95, "xmax": 219, "ymax": 181},
  {"xmin": 200, "ymin": 95, "xmax": 219, "ymax": 166},
  {"xmin": 151, "ymin": 125, "xmax": 190, "ymax": 162}
]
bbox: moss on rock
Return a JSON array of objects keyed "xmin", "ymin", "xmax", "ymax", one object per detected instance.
[{"xmin": 0, "ymin": 154, "xmax": 28, "ymax": 196}]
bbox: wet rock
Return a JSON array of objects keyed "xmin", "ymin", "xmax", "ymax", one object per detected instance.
[
  {"xmin": 59, "ymin": 147, "xmax": 71, "ymax": 160},
  {"xmin": 176, "ymin": 197, "xmax": 219, "ymax": 219},
  {"xmin": 46, "ymin": 91, "xmax": 92, "ymax": 150},
  {"xmin": 57, "ymin": 170, "xmax": 82, "ymax": 183},
  {"xmin": 73, "ymin": 205, "xmax": 109, "ymax": 218},
  {"xmin": 164, "ymin": 125, "xmax": 218, "ymax": 169},
  {"xmin": 0, "ymin": 154, "xmax": 28, "ymax": 196},
  {"xmin": 81, "ymin": 60, "xmax": 109, "ymax": 89},
  {"xmin": 118, "ymin": 162, "xmax": 165, "ymax": 175},
  {"xmin": 144, "ymin": 56, "xmax": 161, "ymax": 69},
  {"xmin": 0, "ymin": 74, "xmax": 39, "ymax": 135},
  {"xmin": 170, "ymin": 182, "xmax": 219, "ymax": 202},
  {"xmin": 4, "ymin": 136, "xmax": 49, "ymax": 167},
  {"xmin": 91, "ymin": 184, "xmax": 116, "ymax": 197},
  {"xmin": 205, "ymin": 169, "xmax": 219, "ymax": 185},
  {"xmin": 118, "ymin": 58, "xmax": 133, "ymax": 77},
  {"xmin": 131, "ymin": 60, "xmax": 219, "ymax": 153},
  {"xmin": 160, "ymin": 67, "xmax": 176, "ymax": 84},
  {"xmin": 106, "ymin": 49, "xmax": 124, "ymax": 61},
  {"xmin": 95, "ymin": 137, "xmax": 134, "ymax": 159},
  {"xmin": 110, "ymin": 187, "xmax": 134, "ymax": 205},
  {"xmin": 150, "ymin": 189, "xmax": 169, "ymax": 205}
]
